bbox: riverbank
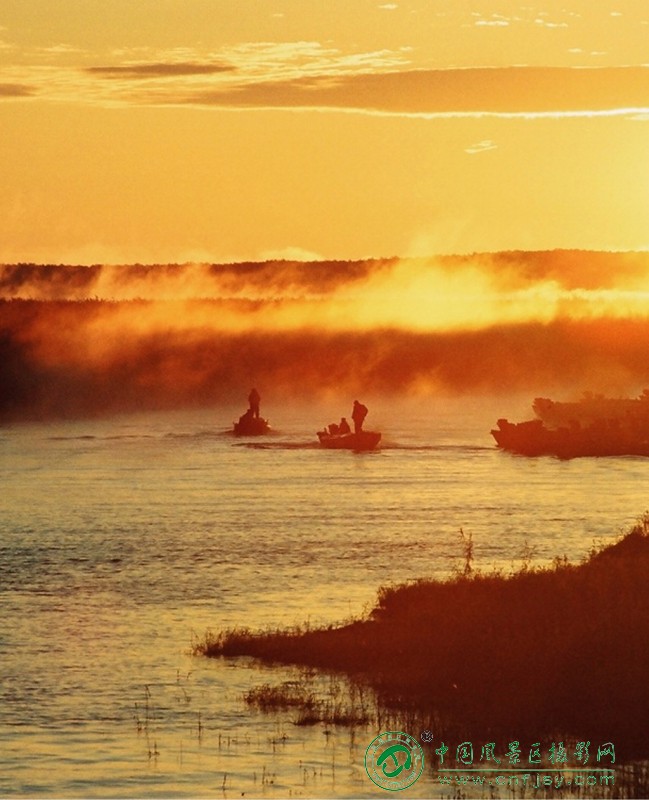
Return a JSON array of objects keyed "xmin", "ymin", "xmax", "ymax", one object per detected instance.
[{"xmin": 198, "ymin": 516, "xmax": 649, "ymax": 757}]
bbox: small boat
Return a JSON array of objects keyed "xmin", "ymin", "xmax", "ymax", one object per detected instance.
[
  {"xmin": 233, "ymin": 415, "xmax": 270, "ymax": 436},
  {"xmin": 317, "ymin": 430, "xmax": 381, "ymax": 451}
]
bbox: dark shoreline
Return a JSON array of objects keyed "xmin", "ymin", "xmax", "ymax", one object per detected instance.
[{"xmin": 197, "ymin": 516, "xmax": 649, "ymax": 760}]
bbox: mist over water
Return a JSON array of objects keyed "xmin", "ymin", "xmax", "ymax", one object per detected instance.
[{"xmin": 3, "ymin": 251, "xmax": 649, "ymax": 422}]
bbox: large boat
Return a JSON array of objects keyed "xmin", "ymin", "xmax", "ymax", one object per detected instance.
[
  {"xmin": 317, "ymin": 430, "xmax": 381, "ymax": 451},
  {"xmin": 492, "ymin": 417, "xmax": 649, "ymax": 458},
  {"xmin": 492, "ymin": 390, "xmax": 649, "ymax": 458}
]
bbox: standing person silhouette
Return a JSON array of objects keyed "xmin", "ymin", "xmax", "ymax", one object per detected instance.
[
  {"xmin": 248, "ymin": 388, "xmax": 261, "ymax": 419},
  {"xmin": 351, "ymin": 400, "xmax": 368, "ymax": 434}
]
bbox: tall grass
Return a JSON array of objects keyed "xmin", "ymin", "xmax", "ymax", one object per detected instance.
[
  {"xmin": 243, "ymin": 679, "xmax": 370, "ymax": 727},
  {"xmin": 197, "ymin": 514, "xmax": 649, "ymax": 759}
]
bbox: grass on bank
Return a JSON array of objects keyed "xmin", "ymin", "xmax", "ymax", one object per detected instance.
[
  {"xmin": 195, "ymin": 515, "xmax": 649, "ymax": 756},
  {"xmin": 243, "ymin": 679, "xmax": 371, "ymax": 727}
]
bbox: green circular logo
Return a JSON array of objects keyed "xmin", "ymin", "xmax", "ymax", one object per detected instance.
[{"xmin": 365, "ymin": 731, "xmax": 425, "ymax": 791}]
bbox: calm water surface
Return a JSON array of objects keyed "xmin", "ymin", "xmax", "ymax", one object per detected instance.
[{"xmin": 0, "ymin": 398, "xmax": 646, "ymax": 797}]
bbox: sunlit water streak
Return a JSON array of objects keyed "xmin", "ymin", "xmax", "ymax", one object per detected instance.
[{"xmin": 0, "ymin": 399, "xmax": 646, "ymax": 797}]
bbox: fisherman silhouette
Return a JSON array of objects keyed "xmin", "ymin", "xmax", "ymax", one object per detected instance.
[
  {"xmin": 338, "ymin": 417, "xmax": 351, "ymax": 434},
  {"xmin": 351, "ymin": 400, "xmax": 368, "ymax": 434},
  {"xmin": 248, "ymin": 388, "xmax": 261, "ymax": 419}
]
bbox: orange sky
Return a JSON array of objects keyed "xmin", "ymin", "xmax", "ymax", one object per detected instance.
[{"xmin": 1, "ymin": 0, "xmax": 649, "ymax": 264}]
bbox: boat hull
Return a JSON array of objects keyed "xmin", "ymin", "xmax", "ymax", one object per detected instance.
[
  {"xmin": 492, "ymin": 418, "xmax": 649, "ymax": 459},
  {"xmin": 317, "ymin": 430, "xmax": 381, "ymax": 451},
  {"xmin": 233, "ymin": 417, "xmax": 270, "ymax": 436}
]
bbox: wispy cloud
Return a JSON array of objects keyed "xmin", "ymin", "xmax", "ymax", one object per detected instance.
[
  {"xmin": 0, "ymin": 40, "xmax": 410, "ymax": 108},
  {"xmin": 36, "ymin": 44, "xmax": 87, "ymax": 56},
  {"xmin": 86, "ymin": 61, "xmax": 235, "ymax": 79},
  {"xmin": 474, "ymin": 14, "xmax": 510, "ymax": 28},
  {"xmin": 174, "ymin": 66, "xmax": 649, "ymax": 119},
  {"xmin": 465, "ymin": 139, "xmax": 497, "ymax": 154},
  {"xmin": 3, "ymin": 39, "xmax": 649, "ymax": 120},
  {"xmin": 0, "ymin": 82, "xmax": 35, "ymax": 97},
  {"xmin": 216, "ymin": 40, "xmax": 408, "ymax": 81}
]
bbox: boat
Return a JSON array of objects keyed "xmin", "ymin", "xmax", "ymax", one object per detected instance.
[
  {"xmin": 233, "ymin": 415, "xmax": 270, "ymax": 436},
  {"xmin": 532, "ymin": 390, "xmax": 649, "ymax": 428},
  {"xmin": 492, "ymin": 389, "xmax": 649, "ymax": 458},
  {"xmin": 317, "ymin": 430, "xmax": 381, "ymax": 451}
]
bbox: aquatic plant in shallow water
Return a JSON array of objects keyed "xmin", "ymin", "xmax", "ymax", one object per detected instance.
[{"xmin": 243, "ymin": 676, "xmax": 372, "ymax": 728}]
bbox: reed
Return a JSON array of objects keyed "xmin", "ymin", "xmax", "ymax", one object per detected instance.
[
  {"xmin": 244, "ymin": 681, "xmax": 319, "ymax": 712},
  {"xmin": 198, "ymin": 514, "xmax": 649, "ymax": 758},
  {"xmin": 243, "ymin": 678, "xmax": 371, "ymax": 727}
]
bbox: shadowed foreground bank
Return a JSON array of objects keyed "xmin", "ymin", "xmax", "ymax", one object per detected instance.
[{"xmin": 198, "ymin": 517, "xmax": 649, "ymax": 759}]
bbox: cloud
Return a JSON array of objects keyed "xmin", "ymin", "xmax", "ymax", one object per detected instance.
[
  {"xmin": 0, "ymin": 82, "xmax": 35, "ymax": 97},
  {"xmin": 4, "ymin": 42, "xmax": 649, "ymax": 120},
  {"xmin": 475, "ymin": 19, "xmax": 510, "ymax": 27},
  {"xmin": 217, "ymin": 40, "xmax": 408, "ymax": 80},
  {"xmin": 534, "ymin": 18, "xmax": 568, "ymax": 28},
  {"xmin": 85, "ymin": 61, "xmax": 235, "ymax": 79},
  {"xmin": 465, "ymin": 139, "xmax": 497, "ymax": 154},
  {"xmin": 174, "ymin": 66, "xmax": 649, "ymax": 118},
  {"xmin": 37, "ymin": 44, "xmax": 87, "ymax": 56},
  {"xmin": 0, "ymin": 41, "xmax": 408, "ymax": 108}
]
